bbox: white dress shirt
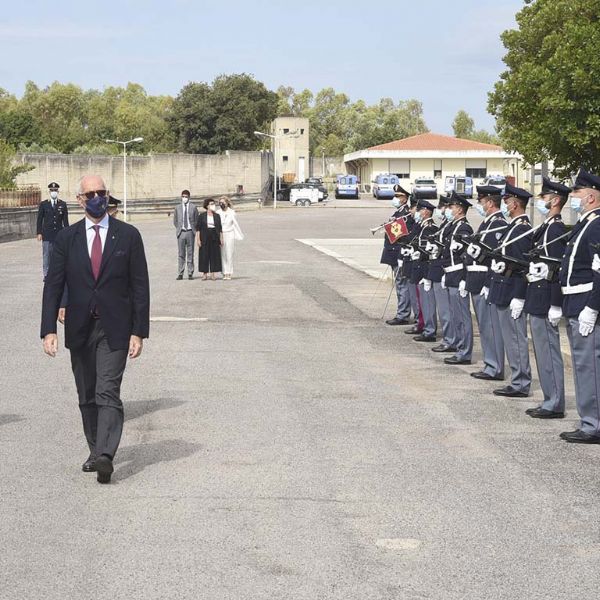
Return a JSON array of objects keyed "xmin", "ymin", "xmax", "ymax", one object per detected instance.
[
  {"xmin": 182, "ymin": 201, "xmax": 191, "ymax": 230},
  {"xmin": 85, "ymin": 213, "xmax": 109, "ymax": 257},
  {"xmin": 207, "ymin": 213, "xmax": 215, "ymax": 229}
]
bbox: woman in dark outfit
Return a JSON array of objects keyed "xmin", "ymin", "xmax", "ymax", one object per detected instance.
[{"xmin": 196, "ymin": 198, "xmax": 223, "ymax": 280}]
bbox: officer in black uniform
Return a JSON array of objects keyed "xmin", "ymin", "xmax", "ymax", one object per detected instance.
[
  {"xmin": 488, "ymin": 183, "xmax": 533, "ymax": 397},
  {"xmin": 465, "ymin": 186, "xmax": 508, "ymax": 380},
  {"xmin": 412, "ymin": 199, "xmax": 439, "ymax": 342},
  {"xmin": 403, "ymin": 196, "xmax": 424, "ymax": 334},
  {"xmin": 37, "ymin": 182, "xmax": 69, "ymax": 279},
  {"xmin": 441, "ymin": 192, "xmax": 474, "ymax": 365},
  {"xmin": 107, "ymin": 195, "xmax": 122, "ymax": 217},
  {"xmin": 558, "ymin": 169, "xmax": 600, "ymax": 443},
  {"xmin": 523, "ymin": 177, "xmax": 570, "ymax": 419},
  {"xmin": 382, "ymin": 185, "xmax": 413, "ymax": 325}
]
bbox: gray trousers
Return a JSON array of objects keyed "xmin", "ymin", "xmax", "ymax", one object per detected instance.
[
  {"xmin": 177, "ymin": 230, "xmax": 195, "ymax": 276},
  {"xmin": 408, "ymin": 282, "xmax": 421, "ymax": 326},
  {"xmin": 530, "ymin": 315, "xmax": 565, "ymax": 412},
  {"xmin": 42, "ymin": 241, "xmax": 53, "ymax": 278},
  {"xmin": 393, "ymin": 267, "xmax": 411, "ymax": 320},
  {"xmin": 433, "ymin": 282, "xmax": 456, "ymax": 347},
  {"xmin": 496, "ymin": 305, "xmax": 531, "ymax": 393},
  {"xmin": 448, "ymin": 287, "xmax": 473, "ymax": 360},
  {"xmin": 472, "ymin": 293, "xmax": 505, "ymax": 378},
  {"xmin": 70, "ymin": 321, "xmax": 128, "ymax": 459},
  {"xmin": 419, "ymin": 283, "xmax": 437, "ymax": 337},
  {"xmin": 566, "ymin": 319, "xmax": 600, "ymax": 433}
]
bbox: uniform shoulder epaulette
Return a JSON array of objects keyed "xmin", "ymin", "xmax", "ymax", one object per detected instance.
[{"xmin": 587, "ymin": 213, "xmax": 598, "ymax": 222}]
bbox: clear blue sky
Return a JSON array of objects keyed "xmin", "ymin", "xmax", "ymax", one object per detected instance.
[{"xmin": 0, "ymin": 0, "xmax": 523, "ymax": 135}]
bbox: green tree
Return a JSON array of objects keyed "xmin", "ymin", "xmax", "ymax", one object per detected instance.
[
  {"xmin": 0, "ymin": 138, "xmax": 33, "ymax": 188},
  {"xmin": 170, "ymin": 74, "xmax": 278, "ymax": 153},
  {"xmin": 488, "ymin": 0, "xmax": 600, "ymax": 174},
  {"xmin": 452, "ymin": 109, "xmax": 499, "ymax": 145}
]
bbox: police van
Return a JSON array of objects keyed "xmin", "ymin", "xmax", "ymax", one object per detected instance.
[
  {"xmin": 372, "ymin": 174, "xmax": 399, "ymax": 199},
  {"xmin": 444, "ymin": 175, "xmax": 474, "ymax": 198},
  {"xmin": 334, "ymin": 174, "xmax": 359, "ymax": 199}
]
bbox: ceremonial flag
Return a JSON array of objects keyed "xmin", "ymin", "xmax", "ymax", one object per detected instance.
[{"xmin": 384, "ymin": 218, "xmax": 409, "ymax": 244}]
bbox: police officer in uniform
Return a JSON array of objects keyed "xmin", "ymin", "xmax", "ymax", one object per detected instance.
[
  {"xmin": 383, "ymin": 185, "xmax": 413, "ymax": 325},
  {"xmin": 523, "ymin": 178, "xmax": 569, "ymax": 418},
  {"xmin": 442, "ymin": 192, "xmax": 474, "ymax": 365},
  {"xmin": 107, "ymin": 195, "xmax": 122, "ymax": 217},
  {"xmin": 37, "ymin": 182, "xmax": 69, "ymax": 279},
  {"xmin": 403, "ymin": 196, "xmax": 424, "ymax": 334},
  {"xmin": 558, "ymin": 169, "xmax": 600, "ymax": 443},
  {"xmin": 412, "ymin": 199, "xmax": 438, "ymax": 342},
  {"xmin": 488, "ymin": 183, "xmax": 533, "ymax": 397},
  {"xmin": 429, "ymin": 195, "xmax": 458, "ymax": 353},
  {"xmin": 465, "ymin": 186, "xmax": 508, "ymax": 380}
]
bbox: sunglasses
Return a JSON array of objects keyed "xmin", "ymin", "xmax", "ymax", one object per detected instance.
[{"xmin": 80, "ymin": 190, "xmax": 108, "ymax": 200}]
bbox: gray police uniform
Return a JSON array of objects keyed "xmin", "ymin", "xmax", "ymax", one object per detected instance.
[
  {"xmin": 560, "ymin": 208, "xmax": 600, "ymax": 433},
  {"xmin": 466, "ymin": 210, "xmax": 507, "ymax": 378},
  {"xmin": 488, "ymin": 215, "xmax": 532, "ymax": 394},
  {"xmin": 443, "ymin": 217, "xmax": 474, "ymax": 361},
  {"xmin": 524, "ymin": 214, "xmax": 566, "ymax": 413}
]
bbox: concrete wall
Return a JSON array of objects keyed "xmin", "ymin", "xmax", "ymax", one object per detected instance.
[
  {"xmin": 15, "ymin": 151, "xmax": 268, "ymax": 202},
  {"xmin": 0, "ymin": 208, "xmax": 37, "ymax": 242}
]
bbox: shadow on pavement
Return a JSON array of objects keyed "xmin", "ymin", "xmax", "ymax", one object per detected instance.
[
  {"xmin": 0, "ymin": 414, "xmax": 25, "ymax": 427},
  {"xmin": 113, "ymin": 439, "xmax": 202, "ymax": 482},
  {"xmin": 125, "ymin": 398, "xmax": 186, "ymax": 422}
]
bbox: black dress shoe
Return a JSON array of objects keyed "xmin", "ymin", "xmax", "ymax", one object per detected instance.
[
  {"xmin": 526, "ymin": 407, "xmax": 565, "ymax": 419},
  {"xmin": 559, "ymin": 429, "xmax": 580, "ymax": 440},
  {"xmin": 431, "ymin": 344, "xmax": 457, "ymax": 353},
  {"xmin": 561, "ymin": 430, "xmax": 600, "ymax": 444},
  {"xmin": 385, "ymin": 317, "xmax": 411, "ymax": 326},
  {"xmin": 404, "ymin": 327, "xmax": 423, "ymax": 335},
  {"xmin": 470, "ymin": 371, "xmax": 504, "ymax": 381},
  {"xmin": 95, "ymin": 454, "xmax": 114, "ymax": 484},
  {"xmin": 444, "ymin": 356, "xmax": 472, "ymax": 365},
  {"xmin": 493, "ymin": 386, "xmax": 528, "ymax": 398},
  {"xmin": 188, "ymin": 275, "xmax": 193, "ymax": 280},
  {"xmin": 413, "ymin": 334, "xmax": 437, "ymax": 342},
  {"xmin": 82, "ymin": 455, "xmax": 97, "ymax": 472},
  {"xmin": 176, "ymin": 274, "xmax": 183, "ymax": 280}
]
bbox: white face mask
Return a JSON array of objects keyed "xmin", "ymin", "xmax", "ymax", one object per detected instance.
[
  {"xmin": 475, "ymin": 203, "xmax": 486, "ymax": 217},
  {"xmin": 50, "ymin": 191, "xmax": 58, "ymax": 200},
  {"xmin": 391, "ymin": 199, "xmax": 401, "ymax": 208},
  {"xmin": 570, "ymin": 196, "xmax": 583, "ymax": 212},
  {"xmin": 182, "ymin": 196, "xmax": 189, "ymax": 204},
  {"xmin": 500, "ymin": 201, "xmax": 510, "ymax": 217},
  {"xmin": 444, "ymin": 208, "xmax": 454, "ymax": 221},
  {"xmin": 536, "ymin": 199, "xmax": 550, "ymax": 216},
  {"xmin": 434, "ymin": 208, "xmax": 444, "ymax": 220}
]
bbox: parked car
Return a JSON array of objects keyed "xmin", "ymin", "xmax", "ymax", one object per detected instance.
[
  {"xmin": 372, "ymin": 174, "xmax": 399, "ymax": 199},
  {"xmin": 290, "ymin": 187, "xmax": 319, "ymax": 206},
  {"xmin": 278, "ymin": 182, "xmax": 327, "ymax": 202},
  {"xmin": 481, "ymin": 175, "xmax": 507, "ymax": 189},
  {"xmin": 444, "ymin": 176, "xmax": 473, "ymax": 198},
  {"xmin": 335, "ymin": 174, "xmax": 359, "ymax": 199},
  {"xmin": 412, "ymin": 178, "xmax": 438, "ymax": 199}
]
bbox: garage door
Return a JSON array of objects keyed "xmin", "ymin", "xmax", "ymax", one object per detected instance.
[{"xmin": 389, "ymin": 159, "xmax": 410, "ymax": 178}]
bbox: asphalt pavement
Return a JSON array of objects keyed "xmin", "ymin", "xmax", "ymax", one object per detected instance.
[{"xmin": 1, "ymin": 203, "xmax": 599, "ymax": 600}]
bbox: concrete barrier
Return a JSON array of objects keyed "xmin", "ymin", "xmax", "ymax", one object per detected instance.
[{"xmin": 0, "ymin": 208, "xmax": 37, "ymax": 242}]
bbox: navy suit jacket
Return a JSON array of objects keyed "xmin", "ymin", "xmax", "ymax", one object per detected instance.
[{"xmin": 41, "ymin": 217, "xmax": 150, "ymax": 350}]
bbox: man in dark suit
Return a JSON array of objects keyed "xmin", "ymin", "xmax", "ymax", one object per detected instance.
[
  {"xmin": 41, "ymin": 175, "xmax": 150, "ymax": 483},
  {"xmin": 37, "ymin": 181, "xmax": 69, "ymax": 279}
]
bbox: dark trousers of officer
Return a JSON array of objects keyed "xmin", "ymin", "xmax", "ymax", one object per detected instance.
[
  {"xmin": 393, "ymin": 267, "xmax": 411, "ymax": 320},
  {"xmin": 566, "ymin": 319, "xmax": 600, "ymax": 433},
  {"xmin": 530, "ymin": 315, "xmax": 565, "ymax": 413},
  {"xmin": 433, "ymin": 282, "xmax": 456, "ymax": 348},
  {"xmin": 42, "ymin": 241, "xmax": 53, "ymax": 279},
  {"xmin": 472, "ymin": 293, "xmax": 504, "ymax": 378},
  {"xmin": 496, "ymin": 306, "xmax": 531, "ymax": 393},
  {"xmin": 448, "ymin": 288, "xmax": 473, "ymax": 360},
  {"xmin": 70, "ymin": 320, "xmax": 128, "ymax": 459},
  {"xmin": 408, "ymin": 283, "xmax": 423, "ymax": 329}
]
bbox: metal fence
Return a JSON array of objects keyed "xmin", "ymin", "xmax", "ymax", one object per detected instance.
[{"xmin": 0, "ymin": 187, "xmax": 42, "ymax": 208}]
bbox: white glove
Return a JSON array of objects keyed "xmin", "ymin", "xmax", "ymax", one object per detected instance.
[
  {"xmin": 480, "ymin": 286, "xmax": 489, "ymax": 299},
  {"xmin": 430, "ymin": 247, "xmax": 440, "ymax": 260},
  {"xmin": 467, "ymin": 243, "xmax": 481, "ymax": 259},
  {"xmin": 422, "ymin": 278, "xmax": 432, "ymax": 292},
  {"xmin": 441, "ymin": 275, "xmax": 447, "ymax": 289},
  {"xmin": 397, "ymin": 259, "xmax": 403, "ymax": 268},
  {"xmin": 510, "ymin": 297, "xmax": 525, "ymax": 320},
  {"xmin": 592, "ymin": 253, "xmax": 600, "ymax": 273},
  {"xmin": 459, "ymin": 280, "xmax": 468, "ymax": 298},
  {"xmin": 425, "ymin": 241, "xmax": 435, "ymax": 253},
  {"xmin": 548, "ymin": 305, "xmax": 562, "ymax": 327},
  {"xmin": 411, "ymin": 250, "xmax": 421, "ymax": 261},
  {"xmin": 528, "ymin": 262, "xmax": 549, "ymax": 282},
  {"xmin": 450, "ymin": 240, "xmax": 463, "ymax": 252},
  {"xmin": 491, "ymin": 259, "xmax": 506, "ymax": 274},
  {"xmin": 578, "ymin": 306, "xmax": 598, "ymax": 337},
  {"xmin": 400, "ymin": 247, "xmax": 411, "ymax": 257}
]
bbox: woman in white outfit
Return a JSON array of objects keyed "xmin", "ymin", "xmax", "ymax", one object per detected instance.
[{"xmin": 217, "ymin": 196, "xmax": 243, "ymax": 280}]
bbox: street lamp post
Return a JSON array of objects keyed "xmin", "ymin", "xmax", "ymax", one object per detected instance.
[
  {"xmin": 322, "ymin": 149, "xmax": 325, "ymax": 178},
  {"xmin": 105, "ymin": 137, "xmax": 144, "ymax": 220},
  {"xmin": 254, "ymin": 130, "xmax": 278, "ymax": 209}
]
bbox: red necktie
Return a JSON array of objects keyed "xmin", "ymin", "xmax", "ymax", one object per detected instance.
[{"xmin": 91, "ymin": 225, "xmax": 102, "ymax": 280}]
